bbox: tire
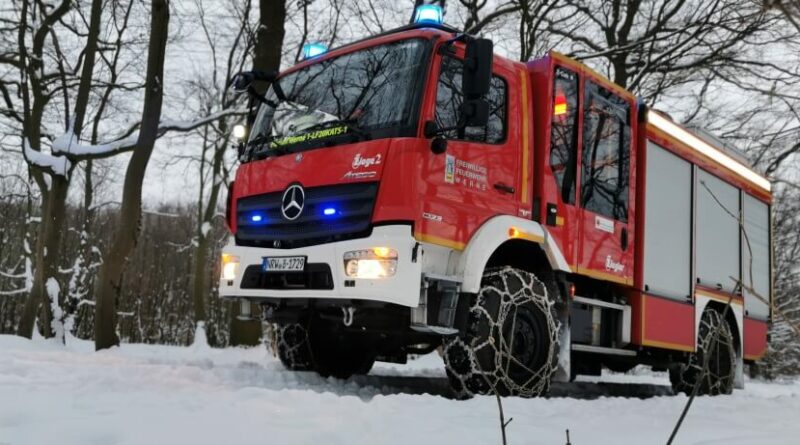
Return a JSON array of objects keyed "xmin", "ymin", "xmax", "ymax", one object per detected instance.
[
  {"xmin": 275, "ymin": 318, "xmax": 375, "ymax": 379},
  {"xmin": 443, "ymin": 267, "xmax": 560, "ymax": 398},
  {"xmin": 670, "ymin": 309, "xmax": 735, "ymax": 396},
  {"xmin": 275, "ymin": 323, "xmax": 313, "ymax": 371}
]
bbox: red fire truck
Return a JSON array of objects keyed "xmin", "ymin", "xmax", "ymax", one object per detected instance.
[{"xmin": 219, "ymin": 10, "xmax": 772, "ymax": 397}]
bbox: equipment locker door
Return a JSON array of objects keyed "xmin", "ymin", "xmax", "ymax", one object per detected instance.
[{"xmin": 575, "ymin": 80, "xmax": 634, "ymax": 285}]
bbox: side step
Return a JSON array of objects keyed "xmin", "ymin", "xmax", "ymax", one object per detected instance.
[{"xmin": 572, "ymin": 344, "xmax": 637, "ymax": 357}]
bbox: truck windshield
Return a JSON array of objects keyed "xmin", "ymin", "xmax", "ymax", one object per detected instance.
[{"xmin": 245, "ymin": 39, "xmax": 429, "ymax": 161}]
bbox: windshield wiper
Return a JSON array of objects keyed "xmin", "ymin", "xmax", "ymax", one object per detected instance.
[{"xmin": 246, "ymin": 134, "xmax": 289, "ymax": 161}]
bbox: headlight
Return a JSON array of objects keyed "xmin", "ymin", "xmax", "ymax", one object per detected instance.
[
  {"xmin": 343, "ymin": 248, "xmax": 398, "ymax": 279},
  {"xmin": 221, "ymin": 253, "xmax": 240, "ymax": 280}
]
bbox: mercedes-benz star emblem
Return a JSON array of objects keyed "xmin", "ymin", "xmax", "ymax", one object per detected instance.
[{"xmin": 281, "ymin": 184, "xmax": 305, "ymax": 220}]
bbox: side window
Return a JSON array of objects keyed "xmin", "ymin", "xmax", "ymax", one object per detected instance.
[
  {"xmin": 580, "ymin": 81, "xmax": 630, "ymax": 222},
  {"xmin": 549, "ymin": 67, "xmax": 579, "ymax": 204},
  {"xmin": 435, "ymin": 56, "xmax": 506, "ymax": 143}
]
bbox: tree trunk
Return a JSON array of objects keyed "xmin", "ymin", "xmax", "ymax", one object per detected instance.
[
  {"xmin": 94, "ymin": 0, "xmax": 170, "ymax": 351},
  {"xmin": 16, "ymin": 0, "xmax": 104, "ymax": 341},
  {"xmin": 192, "ymin": 234, "xmax": 209, "ymax": 324},
  {"xmin": 17, "ymin": 176, "xmax": 69, "ymax": 339},
  {"xmin": 228, "ymin": 0, "xmax": 287, "ymax": 347}
]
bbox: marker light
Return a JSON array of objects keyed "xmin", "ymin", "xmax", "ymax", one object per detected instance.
[
  {"xmin": 221, "ymin": 254, "xmax": 240, "ymax": 281},
  {"xmin": 343, "ymin": 248, "xmax": 398, "ymax": 279},
  {"xmin": 554, "ymin": 94, "xmax": 568, "ymax": 116},
  {"xmin": 232, "ymin": 124, "xmax": 246, "ymax": 139},
  {"xmin": 302, "ymin": 42, "xmax": 328, "ymax": 59},
  {"xmin": 323, "ymin": 207, "xmax": 336, "ymax": 216},
  {"xmin": 251, "ymin": 214, "xmax": 263, "ymax": 222},
  {"xmin": 413, "ymin": 4, "xmax": 444, "ymax": 25}
]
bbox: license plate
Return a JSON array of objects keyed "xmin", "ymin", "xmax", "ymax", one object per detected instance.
[{"xmin": 262, "ymin": 256, "xmax": 306, "ymax": 272}]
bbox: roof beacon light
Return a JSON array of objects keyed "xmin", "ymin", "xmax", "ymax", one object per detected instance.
[
  {"xmin": 302, "ymin": 42, "xmax": 328, "ymax": 60},
  {"xmin": 414, "ymin": 5, "xmax": 444, "ymax": 25}
]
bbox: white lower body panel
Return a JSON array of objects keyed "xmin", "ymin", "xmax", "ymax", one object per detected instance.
[{"xmin": 219, "ymin": 225, "xmax": 425, "ymax": 307}]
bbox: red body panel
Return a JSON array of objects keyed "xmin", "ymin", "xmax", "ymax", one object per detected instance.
[
  {"xmin": 744, "ymin": 317, "xmax": 769, "ymax": 361},
  {"xmin": 629, "ymin": 293, "xmax": 695, "ymax": 351}
]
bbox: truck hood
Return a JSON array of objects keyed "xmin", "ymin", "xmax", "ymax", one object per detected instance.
[{"xmin": 234, "ymin": 140, "xmax": 389, "ymax": 199}]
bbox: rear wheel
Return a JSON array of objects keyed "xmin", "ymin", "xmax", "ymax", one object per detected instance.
[
  {"xmin": 670, "ymin": 309, "xmax": 735, "ymax": 396},
  {"xmin": 275, "ymin": 317, "xmax": 375, "ymax": 379},
  {"xmin": 443, "ymin": 267, "xmax": 560, "ymax": 398}
]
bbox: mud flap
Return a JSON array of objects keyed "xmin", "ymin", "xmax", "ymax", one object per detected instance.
[
  {"xmin": 553, "ymin": 305, "xmax": 571, "ymax": 383},
  {"xmin": 734, "ymin": 353, "xmax": 745, "ymax": 389}
]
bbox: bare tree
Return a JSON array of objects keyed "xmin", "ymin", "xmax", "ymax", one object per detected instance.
[
  {"xmin": 94, "ymin": 0, "xmax": 171, "ymax": 350},
  {"xmin": 183, "ymin": 0, "xmax": 253, "ymax": 345}
]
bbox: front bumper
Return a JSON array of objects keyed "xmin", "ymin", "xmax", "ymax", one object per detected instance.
[{"xmin": 219, "ymin": 225, "xmax": 424, "ymax": 307}]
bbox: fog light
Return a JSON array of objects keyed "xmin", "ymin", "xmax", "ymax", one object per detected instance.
[
  {"xmin": 343, "ymin": 248, "xmax": 398, "ymax": 279},
  {"xmin": 221, "ymin": 253, "xmax": 240, "ymax": 280}
]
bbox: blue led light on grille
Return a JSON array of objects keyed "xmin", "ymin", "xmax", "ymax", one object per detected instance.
[
  {"xmin": 413, "ymin": 5, "xmax": 443, "ymax": 25},
  {"xmin": 323, "ymin": 207, "xmax": 336, "ymax": 216},
  {"xmin": 302, "ymin": 42, "xmax": 328, "ymax": 59},
  {"xmin": 251, "ymin": 214, "xmax": 263, "ymax": 222}
]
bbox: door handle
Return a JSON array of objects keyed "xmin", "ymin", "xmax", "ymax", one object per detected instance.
[
  {"xmin": 493, "ymin": 182, "xmax": 515, "ymax": 194},
  {"xmin": 621, "ymin": 227, "xmax": 628, "ymax": 251}
]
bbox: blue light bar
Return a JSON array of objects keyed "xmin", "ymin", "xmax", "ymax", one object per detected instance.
[
  {"xmin": 302, "ymin": 42, "xmax": 328, "ymax": 59},
  {"xmin": 251, "ymin": 214, "xmax": 263, "ymax": 223},
  {"xmin": 413, "ymin": 4, "xmax": 443, "ymax": 25},
  {"xmin": 323, "ymin": 207, "xmax": 336, "ymax": 216}
]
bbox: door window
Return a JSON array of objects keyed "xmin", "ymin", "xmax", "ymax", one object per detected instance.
[
  {"xmin": 581, "ymin": 81, "xmax": 630, "ymax": 222},
  {"xmin": 549, "ymin": 67, "xmax": 579, "ymax": 204},
  {"xmin": 435, "ymin": 56, "xmax": 507, "ymax": 143}
]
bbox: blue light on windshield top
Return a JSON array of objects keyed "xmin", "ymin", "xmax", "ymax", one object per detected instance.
[
  {"xmin": 413, "ymin": 5, "xmax": 443, "ymax": 25},
  {"xmin": 302, "ymin": 42, "xmax": 328, "ymax": 60}
]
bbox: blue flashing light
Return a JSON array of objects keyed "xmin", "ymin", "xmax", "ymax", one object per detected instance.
[
  {"xmin": 302, "ymin": 42, "xmax": 328, "ymax": 59},
  {"xmin": 251, "ymin": 214, "xmax": 263, "ymax": 223},
  {"xmin": 323, "ymin": 207, "xmax": 337, "ymax": 216},
  {"xmin": 413, "ymin": 5, "xmax": 443, "ymax": 25}
]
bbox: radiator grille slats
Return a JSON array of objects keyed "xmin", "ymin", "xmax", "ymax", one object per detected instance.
[{"xmin": 235, "ymin": 182, "xmax": 378, "ymax": 248}]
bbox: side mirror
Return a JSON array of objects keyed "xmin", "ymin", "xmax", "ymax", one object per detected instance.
[
  {"xmin": 460, "ymin": 99, "xmax": 489, "ymax": 127},
  {"xmin": 230, "ymin": 72, "xmax": 255, "ymax": 92},
  {"xmin": 462, "ymin": 38, "xmax": 493, "ymax": 99}
]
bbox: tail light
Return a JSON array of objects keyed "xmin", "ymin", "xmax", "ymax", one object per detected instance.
[{"xmin": 225, "ymin": 180, "xmax": 235, "ymax": 232}]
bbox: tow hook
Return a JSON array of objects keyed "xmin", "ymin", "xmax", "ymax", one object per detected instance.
[{"xmin": 341, "ymin": 306, "xmax": 356, "ymax": 327}]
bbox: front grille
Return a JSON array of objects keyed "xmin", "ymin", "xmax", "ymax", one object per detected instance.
[
  {"xmin": 235, "ymin": 182, "xmax": 378, "ymax": 249},
  {"xmin": 240, "ymin": 264, "xmax": 334, "ymax": 290}
]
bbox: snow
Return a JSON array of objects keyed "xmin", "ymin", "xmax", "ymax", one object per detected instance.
[
  {"xmin": 201, "ymin": 221, "xmax": 212, "ymax": 238},
  {"xmin": 45, "ymin": 278, "xmax": 64, "ymax": 341},
  {"xmin": 22, "ymin": 137, "xmax": 71, "ymax": 177},
  {"xmin": 0, "ymin": 335, "xmax": 798, "ymax": 444},
  {"xmin": 51, "ymin": 129, "xmax": 140, "ymax": 157}
]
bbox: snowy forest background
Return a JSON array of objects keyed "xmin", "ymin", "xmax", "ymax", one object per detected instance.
[{"xmin": 0, "ymin": 0, "xmax": 799, "ymax": 373}]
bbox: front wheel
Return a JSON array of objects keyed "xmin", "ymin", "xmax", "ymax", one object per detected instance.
[
  {"xmin": 443, "ymin": 267, "xmax": 560, "ymax": 398},
  {"xmin": 275, "ymin": 318, "xmax": 375, "ymax": 379},
  {"xmin": 670, "ymin": 309, "xmax": 735, "ymax": 396}
]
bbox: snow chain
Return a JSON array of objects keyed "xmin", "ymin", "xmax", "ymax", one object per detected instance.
[{"xmin": 444, "ymin": 267, "xmax": 560, "ymax": 398}]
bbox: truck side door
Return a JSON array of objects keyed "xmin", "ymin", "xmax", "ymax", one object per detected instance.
[
  {"xmin": 417, "ymin": 52, "xmax": 519, "ymax": 248},
  {"xmin": 576, "ymin": 80, "xmax": 634, "ymax": 285}
]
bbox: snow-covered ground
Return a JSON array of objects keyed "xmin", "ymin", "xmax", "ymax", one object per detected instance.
[{"xmin": 1, "ymin": 335, "xmax": 798, "ymax": 445}]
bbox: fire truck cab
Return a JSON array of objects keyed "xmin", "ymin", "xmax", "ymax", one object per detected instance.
[{"xmin": 219, "ymin": 16, "xmax": 772, "ymax": 397}]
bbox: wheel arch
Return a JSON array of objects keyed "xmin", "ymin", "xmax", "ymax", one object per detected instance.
[
  {"xmin": 454, "ymin": 215, "xmax": 570, "ymax": 294},
  {"xmin": 702, "ymin": 300, "xmax": 743, "ymax": 357}
]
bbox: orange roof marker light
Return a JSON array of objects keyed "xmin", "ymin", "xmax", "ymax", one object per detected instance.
[
  {"xmin": 648, "ymin": 111, "xmax": 771, "ymax": 193},
  {"xmin": 554, "ymin": 94, "xmax": 568, "ymax": 116}
]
